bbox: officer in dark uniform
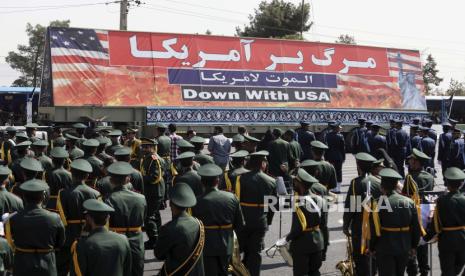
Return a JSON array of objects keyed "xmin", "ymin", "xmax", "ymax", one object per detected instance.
[
  {"xmin": 221, "ymin": 150, "xmax": 249, "ymax": 192},
  {"xmin": 235, "ymin": 151, "xmax": 276, "ymax": 276},
  {"xmin": 438, "ymin": 122, "xmax": 453, "ymax": 174},
  {"xmin": 0, "ymin": 166, "xmax": 23, "ymax": 215},
  {"xmin": 449, "ymin": 128, "xmax": 464, "ymax": 169},
  {"xmin": 82, "ymin": 139, "xmax": 104, "ymax": 189},
  {"xmin": 367, "ymin": 124, "xmax": 387, "ymax": 159},
  {"xmin": 72, "ymin": 123, "xmax": 87, "ymax": 140},
  {"xmin": 318, "ymin": 120, "xmax": 335, "ymax": 143},
  {"xmin": 191, "ymin": 136, "xmax": 214, "ymax": 166},
  {"xmin": 429, "ymin": 167, "xmax": 465, "ymax": 275},
  {"xmin": 56, "ymin": 159, "xmax": 100, "ymax": 276},
  {"xmin": 32, "ymin": 140, "xmax": 53, "ymax": 173},
  {"xmin": 343, "ymin": 152, "xmax": 381, "ymax": 276},
  {"xmin": 11, "ymin": 157, "xmax": 44, "ymax": 197},
  {"xmin": 324, "ymin": 122, "xmax": 345, "ymax": 193},
  {"xmin": 1, "ymin": 126, "xmax": 16, "ymax": 165},
  {"xmin": 46, "ymin": 147, "xmax": 72, "ymax": 212},
  {"xmin": 243, "ymin": 134, "xmax": 260, "ymax": 154},
  {"xmin": 411, "ymin": 117, "xmax": 421, "ymax": 126},
  {"xmin": 140, "ymin": 138, "xmax": 165, "ymax": 249},
  {"xmin": 299, "ymin": 160, "xmax": 329, "ymax": 197},
  {"xmin": 283, "ymin": 129, "xmax": 302, "ymax": 172},
  {"xmin": 295, "ymin": 121, "xmax": 316, "ymax": 160},
  {"xmin": 70, "ymin": 199, "xmax": 132, "ymax": 276},
  {"xmin": 107, "ymin": 129, "xmax": 123, "ymax": 156},
  {"xmin": 386, "ymin": 119, "xmax": 396, "ymax": 154},
  {"xmin": 285, "ymin": 168, "xmax": 327, "ymax": 276},
  {"xmin": 192, "ymin": 164, "xmax": 244, "ymax": 276},
  {"xmin": 422, "ymin": 119, "xmax": 437, "ymax": 143},
  {"xmin": 24, "ymin": 123, "xmax": 40, "ymax": 143},
  {"xmin": 64, "ymin": 133, "xmax": 84, "ymax": 160},
  {"xmin": 112, "ymin": 147, "xmax": 144, "ymax": 194},
  {"xmin": 389, "ymin": 119, "xmax": 409, "ymax": 178},
  {"xmin": 5, "ymin": 179, "xmax": 65, "ymax": 276},
  {"xmin": 365, "ymin": 120, "xmax": 375, "ymax": 142},
  {"xmin": 172, "ymin": 151, "xmax": 203, "ymax": 196},
  {"xmin": 370, "ymin": 168, "xmax": 421, "ymax": 276},
  {"xmin": 173, "ymin": 139, "xmax": 199, "ymax": 173},
  {"xmin": 10, "ymin": 141, "xmax": 32, "ymax": 187},
  {"xmin": 155, "ymin": 183, "xmax": 205, "ymax": 276},
  {"xmin": 267, "ymin": 128, "xmax": 290, "ymax": 181},
  {"xmin": 310, "ymin": 141, "xmax": 337, "ymax": 191},
  {"xmin": 419, "ymin": 127, "xmax": 436, "ymax": 170},
  {"xmin": 232, "ymin": 134, "xmax": 245, "ymax": 151},
  {"xmin": 349, "ymin": 118, "xmax": 369, "ymax": 154},
  {"xmin": 96, "ymin": 136, "xmax": 114, "ymax": 165},
  {"xmin": 106, "ymin": 161, "xmax": 147, "ymax": 276},
  {"xmin": 407, "ymin": 124, "xmax": 421, "ymax": 157}
]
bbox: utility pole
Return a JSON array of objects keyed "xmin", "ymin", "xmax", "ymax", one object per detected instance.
[
  {"xmin": 119, "ymin": 0, "xmax": 128, "ymax": 30},
  {"xmin": 300, "ymin": 0, "xmax": 305, "ymax": 39}
]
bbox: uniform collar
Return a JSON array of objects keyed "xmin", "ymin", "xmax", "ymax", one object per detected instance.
[{"xmin": 90, "ymin": 226, "xmax": 108, "ymax": 235}]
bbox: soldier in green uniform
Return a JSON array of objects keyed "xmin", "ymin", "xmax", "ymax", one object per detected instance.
[
  {"xmin": 192, "ymin": 164, "xmax": 244, "ymax": 276},
  {"xmin": 72, "ymin": 123, "xmax": 87, "ymax": 140},
  {"xmin": 96, "ymin": 136, "xmax": 114, "ymax": 166},
  {"xmin": 70, "ymin": 199, "xmax": 132, "ymax": 276},
  {"xmin": 0, "ymin": 166, "xmax": 23, "ymax": 215},
  {"xmin": 50, "ymin": 126, "xmax": 66, "ymax": 150},
  {"xmin": 172, "ymin": 151, "xmax": 203, "ymax": 196},
  {"xmin": 371, "ymin": 158, "xmax": 385, "ymax": 177},
  {"xmin": 299, "ymin": 160, "xmax": 328, "ymax": 197},
  {"xmin": 284, "ymin": 168, "xmax": 327, "ymax": 276},
  {"xmin": 139, "ymin": 138, "xmax": 165, "ymax": 249},
  {"xmin": 112, "ymin": 147, "xmax": 144, "ymax": 194},
  {"xmin": 310, "ymin": 141, "xmax": 337, "ymax": 191},
  {"xmin": 46, "ymin": 147, "xmax": 72, "ymax": 213},
  {"xmin": 243, "ymin": 135, "xmax": 260, "ymax": 155},
  {"xmin": 370, "ymin": 168, "xmax": 421, "ymax": 276},
  {"xmin": 0, "ymin": 235, "xmax": 13, "ymax": 276},
  {"xmin": 10, "ymin": 141, "xmax": 32, "ymax": 185},
  {"xmin": 65, "ymin": 133, "xmax": 84, "ymax": 161},
  {"xmin": 231, "ymin": 134, "xmax": 245, "ymax": 151},
  {"xmin": 5, "ymin": 179, "xmax": 65, "ymax": 276},
  {"xmin": 107, "ymin": 129, "xmax": 123, "ymax": 156},
  {"xmin": 82, "ymin": 139, "xmax": 104, "ymax": 189},
  {"xmin": 11, "ymin": 157, "xmax": 44, "ymax": 197},
  {"xmin": 429, "ymin": 167, "xmax": 465, "ymax": 275},
  {"xmin": 105, "ymin": 161, "xmax": 147, "ymax": 276},
  {"xmin": 14, "ymin": 132, "xmax": 29, "ymax": 144},
  {"xmin": 267, "ymin": 129, "xmax": 290, "ymax": 180},
  {"xmin": 221, "ymin": 150, "xmax": 249, "ymax": 192},
  {"xmin": 24, "ymin": 123, "xmax": 40, "ymax": 143},
  {"xmin": 191, "ymin": 136, "xmax": 214, "ymax": 165},
  {"xmin": 56, "ymin": 159, "xmax": 101, "ymax": 276},
  {"xmin": 155, "ymin": 182, "xmax": 205, "ymax": 276},
  {"xmin": 173, "ymin": 139, "xmax": 199, "ymax": 173},
  {"xmin": 283, "ymin": 129, "xmax": 302, "ymax": 172},
  {"xmin": 32, "ymin": 140, "xmax": 53, "ymax": 172},
  {"xmin": 343, "ymin": 152, "xmax": 381, "ymax": 276},
  {"xmin": 235, "ymin": 151, "xmax": 276, "ymax": 276},
  {"xmin": 1, "ymin": 126, "xmax": 16, "ymax": 165}
]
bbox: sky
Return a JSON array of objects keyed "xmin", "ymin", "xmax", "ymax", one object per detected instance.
[{"xmin": 1, "ymin": 0, "xmax": 464, "ymax": 92}]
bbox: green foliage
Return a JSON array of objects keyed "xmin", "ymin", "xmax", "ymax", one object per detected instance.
[
  {"xmin": 335, "ymin": 34, "xmax": 356, "ymax": 45},
  {"xmin": 5, "ymin": 20, "xmax": 70, "ymax": 87},
  {"xmin": 422, "ymin": 54, "xmax": 443, "ymax": 94},
  {"xmin": 236, "ymin": 0, "xmax": 311, "ymax": 39},
  {"xmin": 446, "ymin": 78, "xmax": 465, "ymax": 96}
]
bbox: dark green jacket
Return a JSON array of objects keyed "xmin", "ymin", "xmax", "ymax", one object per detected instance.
[
  {"xmin": 220, "ymin": 167, "xmax": 249, "ymax": 192},
  {"xmin": 267, "ymin": 138, "xmax": 290, "ymax": 177},
  {"xmin": 309, "ymin": 182, "xmax": 328, "ymax": 197},
  {"xmin": 140, "ymin": 153, "xmax": 165, "ymax": 198},
  {"xmin": 96, "ymin": 176, "xmax": 135, "ymax": 200},
  {"xmin": 316, "ymin": 160, "xmax": 337, "ymax": 190},
  {"xmin": 37, "ymin": 154, "xmax": 53, "ymax": 172},
  {"xmin": 0, "ymin": 186, "xmax": 23, "ymax": 215},
  {"xmin": 45, "ymin": 167, "xmax": 72, "ymax": 211},
  {"xmin": 173, "ymin": 168, "xmax": 203, "ymax": 196},
  {"xmin": 157, "ymin": 135, "xmax": 171, "ymax": 157},
  {"xmin": 85, "ymin": 155, "xmax": 104, "ymax": 181},
  {"xmin": 403, "ymin": 170, "xmax": 434, "ymax": 195},
  {"xmin": 288, "ymin": 140, "xmax": 302, "ymax": 171},
  {"xmin": 155, "ymin": 212, "xmax": 205, "ymax": 276},
  {"xmin": 71, "ymin": 227, "xmax": 132, "ymax": 276},
  {"xmin": 434, "ymin": 191, "xmax": 465, "ymax": 253}
]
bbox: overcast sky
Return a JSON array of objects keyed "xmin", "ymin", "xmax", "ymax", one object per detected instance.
[{"xmin": 1, "ymin": 0, "xmax": 464, "ymax": 91}]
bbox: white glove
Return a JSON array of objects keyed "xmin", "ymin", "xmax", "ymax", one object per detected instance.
[
  {"xmin": 418, "ymin": 237, "xmax": 427, "ymax": 246},
  {"xmin": 276, "ymin": 237, "xmax": 288, "ymax": 246}
]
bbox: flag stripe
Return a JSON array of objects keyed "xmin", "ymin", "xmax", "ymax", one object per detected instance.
[{"xmin": 51, "ymin": 47, "xmax": 109, "ymax": 60}]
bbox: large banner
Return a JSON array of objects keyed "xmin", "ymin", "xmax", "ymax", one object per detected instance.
[{"xmin": 40, "ymin": 27, "xmax": 427, "ymax": 123}]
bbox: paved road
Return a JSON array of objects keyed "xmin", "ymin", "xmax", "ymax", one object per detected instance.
[{"xmin": 144, "ymin": 153, "xmax": 445, "ymax": 275}]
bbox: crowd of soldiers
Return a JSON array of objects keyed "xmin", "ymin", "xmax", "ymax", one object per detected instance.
[{"xmin": 0, "ymin": 117, "xmax": 462, "ymax": 276}]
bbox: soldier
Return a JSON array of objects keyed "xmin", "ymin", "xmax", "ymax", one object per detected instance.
[
  {"xmin": 173, "ymin": 151, "xmax": 203, "ymax": 196},
  {"xmin": 107, "ymin": 129, "xmax": 123, "ymax": 156},
  {"xmin": 10, "ymin": 141, "xmax": 32, "ymax": 186},
  {"xmin": 82, "ymin": 139, "xmax": 104, "ymax": 189},
  {"xmin": 65, "ymin": 133, "xmax": 84, "ymax": 161},
  {"xmin": 411, "ymin": 117, "xmax": 421, "ymax": 126},
  {"xmin": 72, "ymin": 123, "xmax": 87, "ymax": 140},
  {"xmin": 0, "ymin": 234, "xmax": 13, "ymax": 276},
  {"xmin": 343, "ymin": 152, "xmax": 381, "ymax": 276},
  {"xmin": 70, "ymin": 199, "xmax": 132, "ymax": 276},
  {"xmin": 267, "ymin": 128, "xmax": 290, "ymax": 182},
  {"xmin": 437, "ymin": 122, "xmax": 453, "ymax": 174},
  {"xmin": 407, "ymin": 124, "xmax": 421, "ymax": 157},
  {"xmin": 113, "ymin": 147, "xmax": 144, "ymax": 194},
  {"xmin": 318, "ymin": 120, "xmax": 335, "ymax": 143},
  {"xmin": 299, "ymin": 160, "xmax": 329, "ymax": 197},
  {"xmin": 367, "ymin": 124, "xmax": 387, "ymax": 160},
  {"xmin": 106, "ymin": 162, "xmax": 147, "ymax": 276},
  {"xmin": 11, "ymin": 158, "xmax": 44, "ymax": 197},
  {"xmin": 324, "ymin": 122, "xmax": 345, "ymax": 193},
  {"xmin": 0, "ymin": 166, "xmax": 23, "ymax": 215},
  {"xmin": 32, "ymin": 140, "xmax": 53, "ymax": 173},
  {"xmin": 50, "ymin": 126, "xmax": 66, "ymax": 149},
  {"xmin": 231, "ymin": 134, "xmax": 245, "ymax": 151},
  {"xmin": 192, "ymin": 164, "xmax": 244, "ymax": 276},
  {"xmin": 365, "ymin": 120, "xmax": 375, "ymax": 142},
  {"xmin": 284, "ymin": 168, "xmax": 327, "ymax": 276},
  {"xmin": 154, "ymin": 123, "xmax": 172, "ymax": 184},
  {"xmin": 96, "ymin": 136, "xmax": 114, "ymax": 165},
  {"xmin": 371, "ymin": 158, "xmax": 385, "ymax": 177},
  {"xmin": 449, "ymin": 128, "xmax": 464, "ymax": 169},
  {"xmin": 389, "ymin": 119, "xmax": 409, "ymax": 178},
  {"xmin": 1, "ymin": 126, "xmax": 16, "ymax": 165},
  {"xmin": 46, "ymin": 147, "xmax": 72, "ymax": 212},
  {"xmin": 282, "ymin": 129, "xmax": 302, "ymax": 172},
  {"xmin": 139, "ymin": 138, "xmax": 165, "ymax": 250},
  {"xmin": 56, "ymin": 159, "xmax": 100, "ymax": 276},
  {"xmin": 418, "ymin": 127, "xmax": 436, "ymax": 170},
  {"xmin": 295, "ymin": 121, "xmax": 316, "ymax": 160},
  {"xmin": 221, "ymin": 150, "xmax": 249, "ymax": 192},
  {"xmin": 14, "ymin": 132, "xmax": 29, "ymax": 145},
  {"xmin": 235, "ymin": 151, "xmax": 276, "ymax": 276},
  {"xmin": 5, "ymin": 179, "xmax": 65, "ymax": 276},
  {"xmin": 429, "ymin": 167, "xmax": 465, "ymax": 275},
  {"xmin": 191, "ymin": 136, "xmax": 214, "ymax": 166},
  {"xmin": 124, "ymin": 128, "xmax": 141, "ymax": 161},
  {"xmin": 24, "ymin": 123, "xmax": 40, "ymax": 143},
  {"xmin": 349, "ymin": 118, "xmax": 369, "ymax": 154},
  {"xmin": 422, "ymin": 119, "xmax": 437, "ymax": 143},
  {"xmin": 242, "ymin": 134, "xmax": 260, "ymax": 154},
  {"xmin": 310, "ymin": 141, "xmax": 337, "ymax": 192},
  {"xmin": 448, "ymin": 118, "xmax": 458, "ymax": 129},
  {"xmin": 370, "ymin": 168, "xmax": 421, "ymax": 276},
  {"xmin": 155, "ymin": 183, "xmax": 205, "ymax": 275}
]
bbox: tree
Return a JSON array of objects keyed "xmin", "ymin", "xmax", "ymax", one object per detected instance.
[
  {"xmin": 5, "ymin": 20, "xmax": 70, "ymax": 87},
  {"xmin": 236, "ymin": 0, "xmax": 311, "ymax": 39},
  {"xmin": 422, "ymin": 54, "xmax": 443, "ymax": 94},
  {"xmin": 336, "ymin": 34, "xmax": 356, "ymax": 45},
  {"xmin": 205, "ymin": 29, "xmax": 212, "ymax": 35},
  {"xmin": 446, "ymin": 78, "xmax": 465, "ymax": 96}
]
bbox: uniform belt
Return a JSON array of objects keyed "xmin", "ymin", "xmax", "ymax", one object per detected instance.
[
  {"xmin": 109, "ymin": 226, "xmax": 142, "ymax": 233},
  {"xmin": 203, "ymin": 224, "xmax": 233, "ymax": 230},
  {"xmin": 67, "ymin": 219, "xmax": 85, "ymax": 224},
  {"xmin": 381, "ymin": 226, "xmax": 410, "ymax": 232},
  {"xmin": 303, "ymin": 225, "xmax": 320, "ymax": 232},
  {"xmin": 240, "ymin": 202, "xmax": 266, "ymax": 207},
  {"xmin": 15, "ymin": 247, "xmax": 54, "ymax": 254},
  {"xmin": 49, "ymin": 195, "xmax": 58, "ymax": 199},
  {"xmin": 442, "ymin": 226, "xmax": 465, "ymax": 231}
]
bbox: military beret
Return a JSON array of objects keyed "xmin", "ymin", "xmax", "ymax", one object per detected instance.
[
  {"xmin": 296, "ymin": 168, "xmax": 318, "ymax": 184},
  {"xmin": 20, "ymin": 179, "xmax": 48, "ymax": 192},
  {"xmin": 15, "ymin": 132, "xmax": 29, "ymax": 140},
  {"xmin": 177, "ymin": 139, "xmax": 194, "ymax": 149},
  {"xmin": 5, "ymin": 126, "xmax": 17, "ymax": 133},
  {"xmin": 249, "ymin": 150, "xmax": 269, "ymax": 157},
  {"xmin": 232, "ymin": 134, "xmax": 245, "ymax": 143},
  {"xmin": 154, "ymin": 122, "xmax": 168, "ymax": 128},
  {"xmin": 72, "ymin": 123, "xmax": 87, "ymax": 129},
  {"xmin": 15, "ymin": 140, "xmax": 31, "ymax": 148},
  {"xmin": 444, "ymin": 167, "xmax": 465, "ymax": 181},
  {"xmin": 50, "ymin": 147, "xmax": 69, "ymax": 159},
  {"xmin": 107, "ymin": 161, "xmax": 133, "ymax": 176},
  {"xmin": 300, "ymin": 121, "xmax": 310, "ymax": 126},
  {"xmin": 197, "ymin": 163, "xmax": 223, "ymax": 177},
  {"xmin": 32, "ymin": 140, "xmax": 49, "ymax": 147},
  {"xmin": 355, "ymin": 152, "xmax": 377, "ymax": 162},
  {"xmin": 169, "ymin": 182, "xmax": 197, "ymax": 208},
  {"xmin": 83, "ymin": 199, "xmax": 115, "ymax": 213},
  {"xmin": 190, "ymin": 136, "xmax": 205, "ymax": 144},
  {"xmin": 70, "ymin": 159, "xmax": 93, "ymax": 173},
  {"xmin": 176, "ymin": 151, "xmax": 195, "ymax": 160},
  {"xmin": 64, "ymin": 133, "xmax": 81, "ymax": 141},
  {"xmin": 114, "ymin": 147, "xmax": 132, "ymax": 156},
  {"xmin": 300, "ymin": 159, "xmax": 321, "ymax": 167},
  {"xmin": 243, "ymin": 135, "xmax": 260, "ymax": 142},
  {"xmin": 140, "ymin": 138, "xmax": 158, "ymax": 146},
  {"xmin": 108, "ymin": 129, "xmax": 123, "ymax": 137},
  {"xmin": 96, "ymin": 136, "xmax": 111, "ymax": 147},
  {"xmin": 0, "ymin": 166, "xmax": 11, "ymax": 176},
  {"xmin": 230, "ymin": 150, "xmax": 249, "ymax": 158},
  {"xmin": 20, "ymin": 158, "xmax": 44, "ymax": 172},
  {"xmin": 24, "ymin": 123, "xmax": 39, "ymax": 129},
  {"xmin": 82, "ymin": 139, "xmax": 99, "ymax": 147},
  {"xmin": 448, "ymin": 118, "xmax": 458, "ymax": 124},
  {"xmin": 379, "ymin": 168, "xmax": 402, "ymax": 180},
  {"xmin": 311, "ymin": 140, "xmax": 328, "ymax": 150}
]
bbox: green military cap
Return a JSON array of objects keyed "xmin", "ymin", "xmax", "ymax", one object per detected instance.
[
  {"xmin": 65, "ymin": 133, "xmax": 81, "ymax": 141},
  {"xmin": 197, "ymin": 163, "xmax": 223, "ymax": 177},
  {"xmin": 50, "ymin": 147, "xmax": 69, "ymax": 159},
  {"xmin": 82, "ymin": 139, "xmax": 99, "ymax": 147},
  {"xmin": 70, "ymin": 150, "xmax": 84, "ymax": 160},
  {"xmin": 373, "ymin": 158, "xmax": 385, "ymax": 166},
  {"xmin": 70, "ymin": 159, "xmax": 93, "ymax": 173},
  {"xmin": 114, "ymin": 147, "xmax": 132, "ymax": 156},
  {"xmin": 20, "ymin": 179, "xmax": 48, "ymax": 192},
  {"xmin": 177, "ymin": 139, "xmax": 194, "ymax": 149},
  {"xmin": 408, "ymin": 148, "xmax": 430, "ymax": 161},
  {"xmin": 154, "ymin": 122, "xmax": 167, "ymax": 128},
  {"xmin": 296, "ymin": 168, "xmax": 318, "ymax": 184},
  {"xmin": 126, "ymin": 128, "xmax": 138, "ymax": 133},
  {"xmin": 83, "ymin": 199, "xmax": 115, "ymax": 213},
  {"xmin": 444, "ymin": 167, "xmax": 465, "ymax": 181},
  {"xmin": 190, "ymin": 136, "xmax": 205, "ymax": 144},
  {"xmin": 54, "ymin": 137, "xmax": 66, "ymax": 147},
  {"xmin": 32, "ymin": 139, "xmax": 49, "ymax": 147},
  {"xmin": 249, "ymin": 150, "xmax": 269, "ymax": 157},
  {"xmin": 24, "ymin": 123, "xmax": 39, "ymax": 129},
  {"xmin": 176, "ymin": 151, "xmax": 195, "ymax": 160},
  {"xmin": 232, "ymin": 134, "xmax": 245, "ymax": 143},
  {"xmin": 355, "ymin": 152, "xmax": 377, "ymax": 162},
  {"xmin": 96, "ymin": 136, "xmax": 111, "ymax": 146},
  {"xmin": 15, "ymin": 132, "xmax": 29, "ymax": 140},
  {"xmin": 15, "ymin": 140, "xmax": 32, "ymax": 148},
  {"xmin": 20, "ymin": 158, "xmax": 44, "ymax": 172},
  {"xmin": 107, "ymin": 161, "xmax": 133, "ymax": 176},
  {"xmin": 169, "ymin": 182, "xmax": 197, "ymax": 208},
  {"xmin": 230, "ymin": 150, "xmax": 249, "ymax": 158},
  {"xmin": 141, "ymin": 137, "xmax": 158, "ymax": 146},
  {"xmin": 300, "ymin": 159, "xmax": 321, "ymax": 167},
  {"xmin": 0, "ymin": 166, "xmax": 11, "ymax": 176},
  {"xmin": 72, "ymin": 123, "xmax": 87, "ymax": 129},
  {"xmin": 243, "ymin": 135, "xmax": 260, "ymax": 142},
  {"xmin": 108, "ymin": 129, "xmax": 123, "ymax": 137},
  {"xmin": 311, "ymin": 140, "xmax": 329, "ymax": 150},
  {"xmin": 5, "ymin": 126, "xmax": 17, "ymax": 133},
  {"xmin": 379, "ymin": 168, "xmax": 402, "ymax": 180}
]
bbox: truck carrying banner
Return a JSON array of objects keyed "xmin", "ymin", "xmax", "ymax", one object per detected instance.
[{"xmin": 40, "ymin": 27, "xmax": 427, "ymax": 124}]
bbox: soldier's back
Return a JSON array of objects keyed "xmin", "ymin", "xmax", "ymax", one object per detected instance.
[
  {"xmin": 0, "ymin": 187, "xmax": 23, "ymax": 215},
  {"xmin": 174, "ymin": 169, "xmax": 203, "ymax": 196}
]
